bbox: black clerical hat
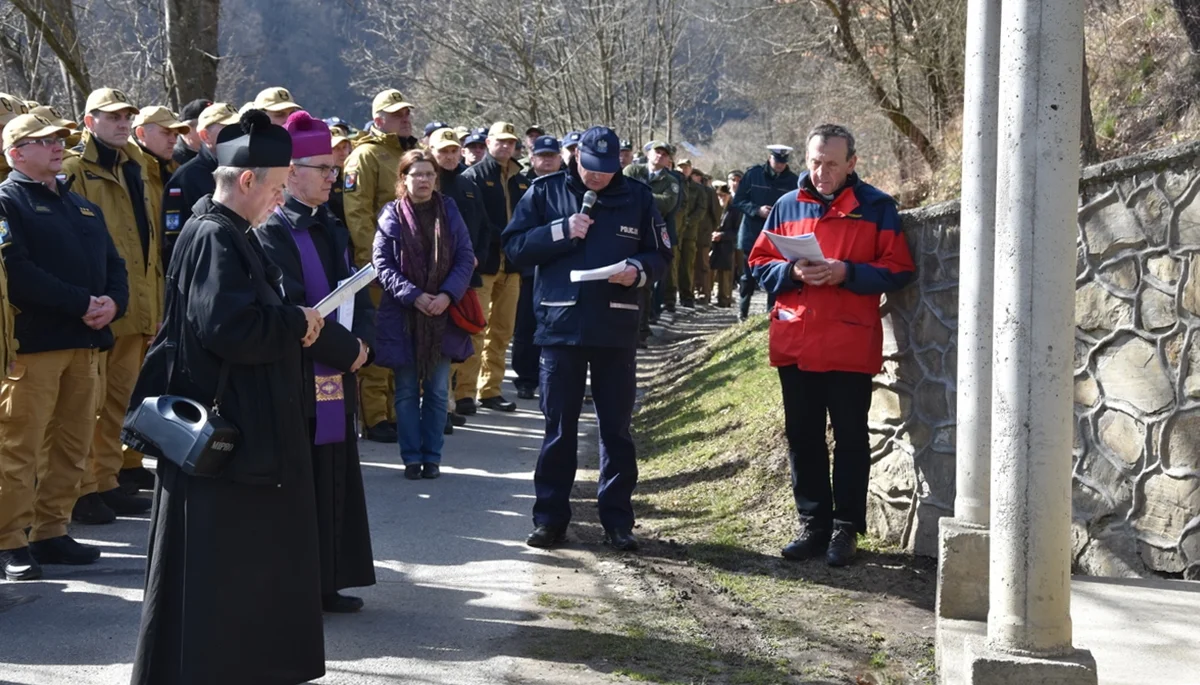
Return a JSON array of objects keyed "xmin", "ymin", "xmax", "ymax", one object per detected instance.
[{"xmin": 215, "ymin": 109, "xmax": 292, "ymax": 168}]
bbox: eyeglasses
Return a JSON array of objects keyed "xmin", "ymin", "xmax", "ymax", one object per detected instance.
[
  {"xmin": 406, "ymin": 171, "xmax": 436, "ymax": 180},
  {"xmin": 15, "ymin": 137, "xmax": 66, "ymax": 149},
  {"xmin": 294, "ymin": 163, "xmax": 339, "ymax": 179}
]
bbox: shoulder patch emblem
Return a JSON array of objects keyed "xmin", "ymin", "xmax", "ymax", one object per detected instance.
[
  {"xmin": 661, "ymin": 225, "xmax": 671, "ymax": 249},
  {"xmin": 344, "ymin": 172, "xmax": 358, "ymax": 192},
  {"xmin": 165, "ymin": 212, "xmax": 181, "ymax": 233},
  {"xmin": 671, "ymin": 183, "xmax": 679, "ymax": 194},
  {"xmin": 168, "ymin": 187, "xmax": 182, "ymax": 197},
  {"xmin": 0, "ymin": 218, "xmax": 10, "ymax": 248}
]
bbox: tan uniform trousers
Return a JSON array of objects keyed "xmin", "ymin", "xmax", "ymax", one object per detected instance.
[
  {"xmin": 81, "ymin": 334, "xmax": 147, "ymax": 495},
  {"xmin": 714, "ymin": 269, "xmax": 734, "ymax": 306},
  {"xmin": 455, "ymin": 269, "xmax": 521, "ymax": 402},
  {"xmin": 0, "ymin": 349, "xmax": 100, "ymax": 550},
  {"xmin": 359, "ymin": 284, "xmax": 396, "ymax": 428},
  {"xmin": 694, "ymin": 232, "xmax": 713, "ymax": 302}
]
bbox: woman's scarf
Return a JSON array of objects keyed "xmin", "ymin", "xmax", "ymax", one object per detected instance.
[{"xmin": 396, "ymin": 192, "xmax": 453, "ymax": 379}]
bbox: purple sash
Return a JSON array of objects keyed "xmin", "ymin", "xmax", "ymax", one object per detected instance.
[{"xmin": 279, "ymin": 207, "xmax": 345, "ymax": 445}]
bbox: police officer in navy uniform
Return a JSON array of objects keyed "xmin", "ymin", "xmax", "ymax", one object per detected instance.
[{"xmin": 503, "ymin": 126, "xmax": 671, "ymax": 552}]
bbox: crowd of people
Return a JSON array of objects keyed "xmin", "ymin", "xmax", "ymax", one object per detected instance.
[{"xmin": 0, "ymin": 83, "xmax": 914, "ymax": 685}]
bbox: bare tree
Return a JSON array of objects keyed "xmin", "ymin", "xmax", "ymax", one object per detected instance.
[{"xmin": 164, "ymin": 0, "xmax": 220, "ymax": 107}]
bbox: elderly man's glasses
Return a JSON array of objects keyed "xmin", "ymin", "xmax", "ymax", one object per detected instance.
[
  {"xmin": 15, "ymin": 137, "xmax": 66, "ymax": 149},
  {"xmin": 294, "ymin": 163, "xmax": 339, "ymax": 179}
]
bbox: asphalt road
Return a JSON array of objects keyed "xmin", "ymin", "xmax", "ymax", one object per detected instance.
[{"xmin": 0, "ymin": 379, "xmax": 603, "ymax": 685}]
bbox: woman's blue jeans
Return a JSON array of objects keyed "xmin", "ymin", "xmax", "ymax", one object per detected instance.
[{"xmin": 393, "ymin": 358, "xmax": 451, "ymax": 465}]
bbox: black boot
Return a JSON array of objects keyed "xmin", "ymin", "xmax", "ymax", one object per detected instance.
[
  {"xmin": 322, "ymin": 592, "xmax": 364, "ymax": 613},
  {"xmin": 118, "ymin": 466, "xmax": 156, "ymax": 492},
  {"xmin": 781, "ymin": 520, "xmax": 830, "ymax": 561},
  {"xmin": 526, "ymin": 525, "xmax": 567, "ymax": 549},
  {"xmin": 365, "ymin": 421, "xmax": 398, "ymax": 443},
  {"xmin": 444, "ymin": 414, "xmax": 454, "ymax": 435},
  {"xmin": 72, "ymin": 492, "xmax": 116, "ymax": 525},
  {"xmin": 0, "ymin": 547, "xmax": 42, "ymax": 581},
  {"xmin": 826, "ymin": 522, "xmax": 858, "ymax": 567},
  {"xmin": 99, "ymin": 487, "xmax": 151, "ymax": 516},
  {"xmin": 604, "ymin": 528, "xmax": 639, "ymax": 552},
  {"xmin": 455, "ymin": 398, "xmax": 477, "ymax": 416},
  {"xmin": 29, "ymin": 536, "xmax": 100, "ymax": 565},
  {"xmin": 404, "ymin": 464, "xmax": 422, "ymax": 480}
]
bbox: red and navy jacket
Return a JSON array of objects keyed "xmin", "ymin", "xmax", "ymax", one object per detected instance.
[{"xmin": 747, "ymin": 171, "xmax": 914, "ymax": 374}]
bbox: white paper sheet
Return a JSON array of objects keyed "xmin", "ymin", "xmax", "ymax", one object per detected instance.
[
  {"xmin": 570, "ymin": 260, "xmax": 628, "ymax": 282},
  {"xmin": 765, "ymin": 231, "xmax": 827, "ymax": 263},
  {"xmin": 336, "ymin": 278, "xmax": 355, "ymax": 331}
]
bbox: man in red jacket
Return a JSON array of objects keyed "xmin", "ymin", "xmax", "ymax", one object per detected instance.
[{"xmin": 747, "ymin": 124, "xmax": 914, "ymax": 567}]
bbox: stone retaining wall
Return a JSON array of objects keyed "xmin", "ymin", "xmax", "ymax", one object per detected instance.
[{"xmin": 867, "ymin": 141, "xmax": 1200, "ymax": 579}]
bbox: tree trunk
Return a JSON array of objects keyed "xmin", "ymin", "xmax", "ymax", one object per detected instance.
[
  {"xmin": 164, "ymin": 0, "xmax": 220, "ymax": 108},
  {"xmin": 9, "ymin": 0, "xmax": 91, "ymax": 106},
  {"xmin": 1172, "ymin": 0, "xmax": 1200, "ymax": 53},
  {"xmin": 1080, "ymin": 46, "xmax": 1100, "ymax": 166}
]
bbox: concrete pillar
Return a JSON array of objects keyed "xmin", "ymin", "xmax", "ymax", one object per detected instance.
[
  {"xmin": 936, "ymin": 0, "xmax": 1001, "ymax": 624},
  {"xmin": 966, "ymin": 0, "xmax": 1098, "ymax": 681}
]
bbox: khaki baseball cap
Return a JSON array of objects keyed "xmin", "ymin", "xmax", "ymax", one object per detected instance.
[
  {"xmin": 133, "ymin": 105, "xmax": 190, "ymax": 133},
  {"xmin": 332, "ymin": 133, "xmax": 352, "ymax": 149},
  {"xmin": 487, "ymin": 121, "xmax": 518, "ymax": 141},
  {"xmin": 84, "ymin": 88, "xmax": 139, "ymax": 115},
  {"xmin": 0, "ymin": 94, "xmax": 29, "ymax": 126},
  {"xmin": 372, "ymin": 89, "xmax": 414, "ymax": 115},
  {"xmin": 253, "ymin": 87, "xmax": 302, "ymax": 113},
  {"xmin": 3, "ymin": 113, "xmax": 70, "ymax": 150},
  {"xmin": 29, "ymin": 105, "xmax": 77, "ymax": 130},
  {"xmin": 428, "ymin": 128, "xmax": 461, "ymax": 151},
  {"xmin": 198, "ymin": 102, "xmax": 240, "ymax": 130}
]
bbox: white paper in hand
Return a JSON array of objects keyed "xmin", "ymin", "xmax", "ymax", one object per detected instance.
[
  {"xmin": 765, "ymin": 231, "xmax": 827, "ymax": 263},
  {"xmin": 335, "ymin": 278, "xmax": 355, "ymax": 331},
  {"xmin": 570, "ymin": 260, "xmax": 628, "ymax": 282}
]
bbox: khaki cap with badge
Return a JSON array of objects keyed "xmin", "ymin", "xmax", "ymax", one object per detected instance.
[
  {"xmin": 372, "ymin": 89, "xmax": 414, "ymax": 115},
  {"xmin": 3, "ymin": 113, "xmax": 70, "ymax": 150},
  {"xmin": 253, "ymin": 87, "xmax": 302, "ymax": 113},
  {"xmin": 84, "ymin": 88, "xmax": 139, "ymax": 114},
  {"xmin": 132, "ymin": 106, "xmax": 191, "ymax": 133},
  {"xmin": 198, "ymin": 103, "xmax": 240, "ymax": 130},
  {"xmin": 428, "ymin": 128, "xmax": 461, "ymax": 151},
  {"xmin": 487, "ymin": 121, "xmax": 518, "ymax": 141},
  {"xmin": 29, "ymin": 105, "xmax": 77, "ymax": 130},
  {"xmin": 0, "ymin": 94, "xmax": 30, "ymax": 127}
]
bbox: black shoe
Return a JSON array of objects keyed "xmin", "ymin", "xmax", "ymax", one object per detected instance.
[
  {"xmin": 680, "ymin": 301, "xmax": 695, "ymax": 309},
  {"xmin": 444, "ymin": 414, "xmax": 454, "ymax": 435},
  {"xmin": 71, "ymin": 492, "xmax": 116, "ymax": 525},
  {"xmin": 422, "ymin": 463, "xmax": 441, "ymax": 479},
  {"xmin": 455, "ymin": 398, "xmax": 477, "ymax": 416},
  {"xmin": 387, "ymin": 421, "xmax": 398, "ymax": 432},
  {"xmin": 826, "ymin": 523, "xmax": 858, "ymax": 567},
  {"xmin": 404, "ymin": 464, "xmax": 422, "ymax": 480},
  {"xmin": 29, "ymin": 536, "xmax": 100, "ymax": 565},
  {"xmin": 664, "ymin": 305, "xmax": 676, "ymax": 314},
  {"xmin": 637, "ymin": 340, "xmax": 649, "ymax": 350},
  {"xmin": 605, "ymin": 528, "xmax": 639, "ymax": 552},
  {"xmin": 365, "ymin": 421, "xmax": 398, "ymax": 443},
  {"xmin": 516, "ymin": 387, "xmax": 535, "ymax": 400},
  {"xmin": 449, "ymin": 411, "xmax": 467, "ymax": 427},
  {"xmin": 99, "ymin": 487, "xmax": 151, "ymax": 516},
  {"xmin": 0, "ymin": 547, "xmax": 42, "ymax": 581},
  {"xmin": 781, "ymin": 523, "xmax": 831, "ymax": 561},
  {"xmin": 526, "ymin": 525, "xmax": 567, "ymax": 549},
  {"xmin": 479, "ymin": 395, "xmax": 517, "ymax": 412},
  {"xmin": 322, "ymin": 592, "xmax": 364, "ymax": 613},
  {"xmin": 118, "ymin": 466, "xmax": 156, "ymax": 492}
]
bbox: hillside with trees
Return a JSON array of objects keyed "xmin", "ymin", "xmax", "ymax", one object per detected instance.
[{"xmin": 3, "ymin": 0, "xmax": 1198, "ymax": 205}]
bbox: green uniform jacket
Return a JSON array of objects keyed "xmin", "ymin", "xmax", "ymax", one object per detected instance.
[{"xmin": 622, "ymin": 163, "xmax": 681, "ymax": 223}]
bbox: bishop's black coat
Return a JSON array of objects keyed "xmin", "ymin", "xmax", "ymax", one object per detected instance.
[
  {"xmin": 256, "ymin": 196, "xmax": 377, "ymax": 595},
  {"xmin": 128, "ymin": 195, "xmax": 324, "ymax": 685}
]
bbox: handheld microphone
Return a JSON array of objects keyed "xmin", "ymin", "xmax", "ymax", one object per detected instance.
[{"xmin": 574, "ymin": 190, "xmax": 599, "ymax": 246}]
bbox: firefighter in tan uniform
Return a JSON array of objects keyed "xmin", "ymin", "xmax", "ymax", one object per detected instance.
[
  {"xmin": 342, "ymin": 89, "xmax": 420, "ymax": 443},
  {"xmin": 60, "ymin": 88, "xmax": 160, "ymax": 522}
]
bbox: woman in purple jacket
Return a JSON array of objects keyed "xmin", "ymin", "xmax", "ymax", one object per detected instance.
[{"xmin": 373, "ymin": 150, "xmax": 476, "ymax": 480}]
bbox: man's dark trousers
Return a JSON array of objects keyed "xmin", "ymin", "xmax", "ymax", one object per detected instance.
[
  {"xmin": 778, "ymin": 366, "xmax": 873, "ymax": 533},
  {"xmin": 739, "ymin": 254, "xmax": 775, "ymax": 318},
  {"xmin": 511, "ymin": 273, "xmax": 540, "ymax": 394},
  {"xmin": 534, "ymin": 345, "xmax": 638, "ymax": 532}
]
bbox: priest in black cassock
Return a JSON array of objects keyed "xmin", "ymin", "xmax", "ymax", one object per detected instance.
[
  {"xmin": 127, "ymin": 109, "xmax": 328, "ymax": 685},
  {"xmin": 257, "ymin": 110, "xmax": 377, "ymax": 613}
]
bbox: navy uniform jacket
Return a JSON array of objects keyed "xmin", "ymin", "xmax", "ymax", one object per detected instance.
[
  {"xmin": 731, "ymin": 161, "xmax": 799, "ymax": 253},
  {"xmin": 503, "ymin": 169, "xmax": 672, "ymax": 349},
  {"xmin": 161, "ymin": 144, "xmax": 218, "ymax": 271},
  {"xmin": 0, "ymin": 171, "xmax": 129, "ymax": 354}
]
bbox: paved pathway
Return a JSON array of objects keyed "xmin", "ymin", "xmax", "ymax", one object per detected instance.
[{"xmin": 0, "ymin": 376, "xmax": 604, "ymax": 684}]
